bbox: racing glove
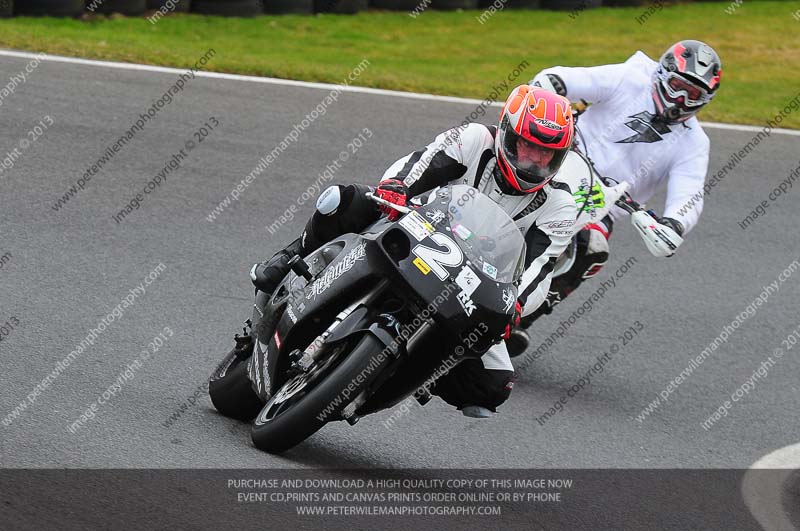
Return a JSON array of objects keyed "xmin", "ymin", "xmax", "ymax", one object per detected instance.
[
  {"xmin": 375, "ymin": 179, "xmax": 408, "ymax": 221},
  {"xmin": 631, "ymin": 210, "xmax": 684, "ymax": 257},
  {"xmin": 502, "ymin": 301, "xmax": 522, "ymax": 340},
  {"xmin": 658, "ymin": 216, "xmax": 685, "ymax": 237}
]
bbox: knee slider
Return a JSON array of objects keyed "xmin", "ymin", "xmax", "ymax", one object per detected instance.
[
  {"xmin": 586, "ymin": 225, "xmax": 610, "ymax": 256},
  {"xmin": 316, "ymin": 185, "xmax": 342, "ymax": 215}
]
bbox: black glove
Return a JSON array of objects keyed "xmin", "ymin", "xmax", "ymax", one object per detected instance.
[{"xmin": 658, "ymin": 216, "xmax": 685, "ymax": 236}]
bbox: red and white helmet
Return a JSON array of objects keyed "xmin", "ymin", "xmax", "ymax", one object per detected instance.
[
  {"xmin": 495, "ymin": 85, "xmax": 574, "ymax": 194},
  {"xmin": 653, "ymin": 40, "xmax": 722, "ymax": 123}
]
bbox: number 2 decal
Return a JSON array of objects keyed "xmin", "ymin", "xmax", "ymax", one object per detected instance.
[{"xmin": 412, "ymin": 233, "xmax": 464, "ymax": 281}]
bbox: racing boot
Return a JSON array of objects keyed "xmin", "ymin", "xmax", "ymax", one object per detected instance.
[{"xmin": 250, "ymin": 237, "xmax": 303, "ymax": 297}]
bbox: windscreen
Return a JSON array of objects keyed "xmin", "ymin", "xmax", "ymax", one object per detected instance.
[{"xmin": 446, "ymin": 185, "xmax": 525, "ymax": 283}]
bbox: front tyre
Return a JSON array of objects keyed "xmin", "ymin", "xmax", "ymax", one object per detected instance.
[
  {"xmin": 209, "ymin": 343, "xmax": 263, "ymax": 421},
  {"xmin": 251, "ymin": 333, "xmax": 388, "ymax": 454}
]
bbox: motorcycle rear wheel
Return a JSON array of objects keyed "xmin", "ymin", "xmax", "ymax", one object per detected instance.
[{"xmin": 251, "ymin": 332, "xmax": 388, "ymax": 453}]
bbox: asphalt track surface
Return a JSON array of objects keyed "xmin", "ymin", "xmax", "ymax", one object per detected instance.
[{"xmin": 0, "ymin": 53, "xmax": 798, "ymax": 528}]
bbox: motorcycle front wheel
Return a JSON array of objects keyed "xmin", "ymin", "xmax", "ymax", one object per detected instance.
[
  {"xmin": 251, "ymin": 332, "xmax": 389, "ymax": 453},
  {"xmin": 209, "ymin": 341, "xmax": 263, "ymax": 421}
]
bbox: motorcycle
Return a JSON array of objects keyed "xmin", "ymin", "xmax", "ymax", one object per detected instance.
[{"xmin": 209, "ymin": 184, "xmax": 526, "ymax": 453}]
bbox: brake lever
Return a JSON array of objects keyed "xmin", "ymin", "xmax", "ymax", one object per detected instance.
[
  {"xmin": 614, "ymin": 192, "xmax": 642, "ymax": 215},
  {"xmin": 365, "ymin": 192, "xmax": 413, "ymax": 216}
]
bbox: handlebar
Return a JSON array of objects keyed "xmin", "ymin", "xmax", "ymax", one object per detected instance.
[{"xmin": 365, "ymin": 192, "xmax": 413, "ymax": 216}]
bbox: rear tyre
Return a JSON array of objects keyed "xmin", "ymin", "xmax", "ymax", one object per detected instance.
[
  {"xmin": 252, "ymin": 333, "xmax": 388, "ymax": 453},
  {"xmin": 209, "ymin": 345, "xmax": 263, "ymax": 421}
]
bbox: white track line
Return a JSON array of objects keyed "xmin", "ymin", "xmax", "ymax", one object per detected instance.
[
  {"xmin": 741, "ymin": 443, "xmax": 800, "ymax": 531},
  {"xmin": 1, "ymin": 48, "xmax": 799, "ymax": 137}
]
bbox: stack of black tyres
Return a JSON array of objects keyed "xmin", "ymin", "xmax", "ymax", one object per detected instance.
[
  {"xmin": 478, "ymin": 0, "xmax": 540, "ymax": 7},
  {"xmin": 604, "ymin": 0, "xmax": 646, "ymax": 5},
  {"xmin": 432, "ymin": 0, "xmax": 477, "ymax": 9},
  {"xmin": 191, "ymin": 0, "xmax": 262, "ymax": 16},
  {"xmin": 16, "ymin": 0, "xmax": 84, "ymax": 15},
  {"xmin": 147, "ymin": 0, "xmax": 191, "ymax": 12},
  {"xmin": 541, "ymin": 0, "xmax": 601, "ymax": 10},
  {"xmin": 264, "ymin": 0, "xmax": 313, "ymax": 13},
  {"xmin": 314, "ymin": 0, "xmax": 367, "ymax": 13},
  {"xmin": 368, "ymin": 0, "xmax": 417, "ymax": 9},
  {"xmin": 91, "ymin": 0, "xmax": 147, "ymax": 14},
  {"xmin": 0, "ymin": 0, "xmax": 12, "ymax": 17}
]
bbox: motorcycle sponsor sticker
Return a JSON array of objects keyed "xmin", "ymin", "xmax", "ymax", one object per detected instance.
[
  {"xmin": 482, "ymin": 261, "xmax": 498, "ymax": 280},
  {"xmin": 502, "ymin": 287, "xmax": 516, "ymax": 313},
  {"xmin": 535, "ymin": 117, "xmax": 561, "ymax": 129},
  {"xmin": 457, "ymin": 290, "xmax": 477, "ymax": 316},
  {"xmin": 413, "ymin": 257, "xmax": 431, "ymax": 275},
  {"xmin": 286, "ymin": 305, "xmax": 298, "ymax": 323},
  {"xmin": 574, "ymin": 178, "xmax": 606, "ymax": 219},
  {"xmin": 455, "ymin": 265, "xmax": 481, "ymax": 296},
  {"xmin": 306, "ymin": 242, "xmax": 367, "ymax": 299},
  {"xmin": 546, "ymin": 219, "xmax": 575, "ymax": 229},
  {"xmin": 425, "ymin": 209, "xmax": 446, "ymax": 225},
  {"xmin": 254, "ymin": 340, "xmax": 271, "ymax": 395},
  {"xmin": 453, "ymin": 224, "xmax": 473, "ymax": 241},
  {"xmin": 399, "ymin": 211, "xmax": 434, "ymax": 242}
]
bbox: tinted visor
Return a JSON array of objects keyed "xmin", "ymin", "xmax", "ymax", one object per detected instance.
[{"xmin": 502, "ymin": 126, "xmax": 567, "ymax": 187}]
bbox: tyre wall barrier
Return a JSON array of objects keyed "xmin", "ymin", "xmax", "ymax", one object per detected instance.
[
  {"xmin": 7, "ymin": 0, "xmax": 718, "ymax": 18},
  {"xmin": 16, "ymin": 0, "xmax": 84, "ymax": 16},
  {"xmin": 191, "ymin": 0, "xmax": 263, "ymax": 16},
  {"xmin": 541, "ymin": 0, "xmax": 602, "ymax": 11},
  {"xmin": 264, "ymin": 0, "xmax": 313, "ymax": 14},
  {"xmin": 478, "ymin": 0, "xmax": 541, "ymax": 8},
  {"xmin": 90, "ymin": 0, "xmax": 148, "ymax": 15},
  {"xmin": 147, "ymin": 0, "xmax": 191, "ymax": 12},
  {"xmin": 431, "ymin": 0, "xmax": 478, "ymax": 10},
  {"xmin": 314, "ymin": 0, "xmax": 368, "ymax": 14}
]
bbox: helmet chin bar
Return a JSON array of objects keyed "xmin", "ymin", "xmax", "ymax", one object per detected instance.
[{"xmin": 664, "ymin": 106, "xmax": 683, "ymax": 121}]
